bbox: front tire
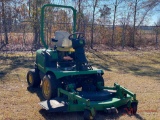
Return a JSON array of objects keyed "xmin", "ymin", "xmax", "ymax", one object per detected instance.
[
  {"xmin": 94, "ymin": 74, "xmax": 104, "ymax": 91},
  {"xmin": 27, "ymin": 69, "xmax": 41, "ymax": 87},
  {"xmin": 42, "ymin": 74, "xmax": 60, "ymax": 100},
  {"xmin": 96, "ymin": 74, "xmax": 104, "ymax": 86}
]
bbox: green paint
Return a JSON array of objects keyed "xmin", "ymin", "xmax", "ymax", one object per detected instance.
[
  {"xmin": 56, "ymin": 84, "xmax": 137, "ymax": 112},
  {"xmin": 46, "ymin": 68, "xmax": 103, "ymax": 79}
]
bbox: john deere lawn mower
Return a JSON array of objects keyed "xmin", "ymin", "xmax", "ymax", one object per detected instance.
[{"xmin": 26, "ymin": 4, "xmax": 138, "ymax": 120}]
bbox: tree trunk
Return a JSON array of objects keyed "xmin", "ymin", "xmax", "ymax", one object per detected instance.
[
  {"xmin": 2, "ymin": 0, "xmax": 9, "ymax": 44},
  {"xmin": 33, "ymin": 0, "xmax": 39, "ymax": 48},
  {"xmin": 111, "ymin": 0, "xmax": 118, "ymax": 48},
  {"xmin": 121, "ymin": 23, "xmax": 126, "ymax": 49},
  {"xmin": 23, "ymin": 26, "xmax": 26, "ymax": 46},
  {"xmin": 90, "ymin": 0, "xmax": 98, "ymax": 49},
  {"xmin": 29, "ymin": 0, "xmax": 31, "ymax": 17},
  {"xmin": 132, "ymin": 0, "xmax": 138, "ymax": 48},
  {"xmin": 155, "ymin": 26, "xmax": 158, "ymax": 48},
  {"xmin": 77, "ymin": 0, "xmax": 81, "ymax": 32}
]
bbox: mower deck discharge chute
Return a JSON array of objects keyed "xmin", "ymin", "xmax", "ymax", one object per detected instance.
[{"xmin": 27, "ymin": 4, "xmax": 138, "ymax": 120}]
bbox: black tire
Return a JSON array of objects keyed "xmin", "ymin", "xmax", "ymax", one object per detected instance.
[
  {"xmin": 94, "ymin": 74, "xmax": 104, "ymax": 91},
  {"xmin": 131, "ymin": 102, "xmax": 138, "ymax": 114},
  {"xmin": 42, "ymin": 74, "xmax": 60, "ymax": 100},
  {"xmin": 27, "ymin": 69, "xmax": 41, "ymax": 87},
  {"xmin": 83, "ymin": 109, "xmax": 95, "ymax": 120}
]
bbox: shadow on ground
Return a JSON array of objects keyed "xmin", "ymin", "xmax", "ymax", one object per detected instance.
[
  {"xmin": 27, "ymin": 86, "xmax": 45, "ymax": 101},
  {"xmin": 88, "ymin": 50, "xmax": 160, "ymax": 80},
  {"xmin": 0, "ymin": 53, "xmax": 34, "ymax": 80},
  {"xmin": 1, "ymin": 51, "xmax": 160, "ymax": 80}
]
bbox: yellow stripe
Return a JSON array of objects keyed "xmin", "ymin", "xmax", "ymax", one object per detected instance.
[{"xmin": 57, "ymin": 47, "xmax": 75, "ymax": 52}]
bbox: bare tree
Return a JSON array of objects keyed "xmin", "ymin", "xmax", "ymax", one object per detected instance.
[
  {"xmin": 111, "ymin": 0, "xmax": 118, "ymax": 48},
  {"xmin": 77, "ymin": 0, "xmax": 82, "ymax": 31},
  {"xmin": 2, "ymin": 0, "xmax": 9, "ymax": 44},
  {"xmin": 0, "ymin": 0, "xmax": 159, "ymax": 50},
  {"xmin": 90, "ymin": 0, "xmax": 99, "ymax": 49},
  {"xmin": 144, "ymin": 0, "xmax": 160, "ymax": 11},
  {"xmin": 99, "ymin": 5, "xmax": 111, "ymax": 44},
  {"xmin": 129, "ymin": 0, "xmax": 158, "ymax": 47},
  {"xmin": 119, "ymin": 0, "xmax": 132, "ymax": 49},
  {"xmin": 28, "ymin": 0, "xmax": 52, "ymax": 48},
  {"xmin": 124, "ymin": 0, "xmax": 143, "ymax": 48},
  {"xmin": 131, "ymin": 0, "xmax": 138, "ymax": 48},
  {"xmin": 120, "ymin": 16, "xmax": 128, "ymax": 49},
  {"xmin": 154, "ymin": 18, "xmax": 160, "ymax": 48},
  {"xmin": 99, "ymin": 5, "xmax": 111, "ymax": 26}
]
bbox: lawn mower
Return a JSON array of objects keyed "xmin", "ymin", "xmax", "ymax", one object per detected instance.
[{"xmin": 26, "ymin": 4, "xmax": 138, "ymax": 120}]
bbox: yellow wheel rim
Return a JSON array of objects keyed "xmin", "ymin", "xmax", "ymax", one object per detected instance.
[
  {"xmin": 43, "ymin": 80, "xmax": 50, "ymax": 97},
  {"xmin": 28, "ymin": 74, "xmax": 33, "ymax": 84}
]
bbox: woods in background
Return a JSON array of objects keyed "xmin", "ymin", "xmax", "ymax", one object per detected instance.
[{"xmin": 0, "ymin": 0, "xmax": 160, "ymax": 51}]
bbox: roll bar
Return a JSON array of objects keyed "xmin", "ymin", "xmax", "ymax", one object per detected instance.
[{"xmin": 40, "ymin": 4, "xmax": 77, "ymax": 49}]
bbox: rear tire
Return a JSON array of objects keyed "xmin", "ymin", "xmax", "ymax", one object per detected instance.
[
  {"xmin": 27, "ymin": 69, "xmax": 41, "ymax": 87},
  {"xmin": 42, "ymin": 74, "xmax": 60, "ymax": 100}
]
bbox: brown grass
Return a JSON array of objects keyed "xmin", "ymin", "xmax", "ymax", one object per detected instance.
[{"xmin": 0, "ymin": 51, "xmax": 160, "ymax": 120}]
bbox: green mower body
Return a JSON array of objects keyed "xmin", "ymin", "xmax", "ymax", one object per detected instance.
[
  {"xmin": 26, "ymin": 4, "xmax": 138, "ymax": 120},
  {"xmin": 35, "ymin": 48, "xmax": 103, "ymax": 80}
]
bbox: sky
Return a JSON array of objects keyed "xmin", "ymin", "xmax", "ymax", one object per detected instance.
[{"xmin": 150, "ymin": 14, "xmax": 159, "ymax": 25}]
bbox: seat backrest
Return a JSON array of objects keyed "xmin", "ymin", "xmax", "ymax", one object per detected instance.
[{"xmin": 55, "ymin": 31, "xmax": 72, "ymax": 48}]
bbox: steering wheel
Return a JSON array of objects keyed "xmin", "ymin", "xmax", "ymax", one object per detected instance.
[{"xmin": 68, "ymin": 32, "xmax": 85, "ymax": 40}]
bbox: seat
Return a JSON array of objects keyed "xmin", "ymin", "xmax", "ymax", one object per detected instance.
[
  {"xmin": 54, "ymin": 31, "xmax": 75, "ymax": 68},
  {"xmin": 54, "ymin": 31, "xmax": 72, "ymax": 48}
]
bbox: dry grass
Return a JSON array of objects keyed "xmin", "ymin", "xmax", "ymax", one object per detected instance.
[{"xmin": 0, "ymin": 51, "xmax": 160, "ymax": 120}]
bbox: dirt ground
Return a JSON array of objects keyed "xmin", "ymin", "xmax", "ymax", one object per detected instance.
[{"xmin": 0, "ymin": 51, "xmax": 159, "ymax": 120}]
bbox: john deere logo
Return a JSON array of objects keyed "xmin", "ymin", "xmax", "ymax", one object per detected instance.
[{"xmin": 79, "ymin": 40, "xmax": 83, "ymax": 44}]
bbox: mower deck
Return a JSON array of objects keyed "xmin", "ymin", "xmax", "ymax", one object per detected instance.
[
  {"xmin": 79, "ymin": 90, "xmax": 116, "ymax": 101},
  {"xmin": 39, "ymin": 88, "xmax": 134, "ymax": 112}
]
